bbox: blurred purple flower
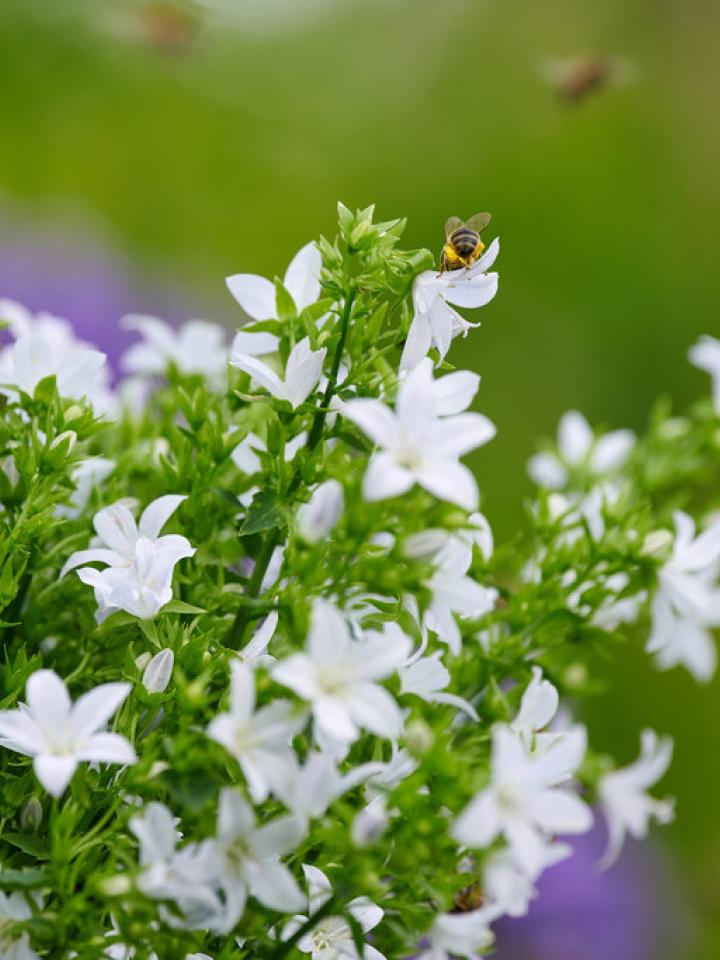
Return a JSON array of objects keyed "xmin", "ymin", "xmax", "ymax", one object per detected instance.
[
  {"xmin": 493, "ymin": 823, "xmax": 690, "ymax": 960},
  {"xmin": 0, "ymin": 219, "xmax": 209, "ymax": 370}
]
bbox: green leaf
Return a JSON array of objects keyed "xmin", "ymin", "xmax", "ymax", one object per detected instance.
[
  {"xmin": 2, "ymin": 831, "xmax": 49, "ymax": 860},
  {"xmin": 239, "ymin": 491, "xmax": 288, "ymax": 536},
  {"xmin": 162, "ymin": 600, "xmax": 207, "ymax": 615},
  {"xmin": 163, "ymin": 771, "xmax": 216, "ymax": 813},
  {"xmin": 0, "ymin": 867, "xmax": 49, "ymax": 889},
  {"xmin": 33, "ymin": 374, "xmax": 57, "ymax": 405}
]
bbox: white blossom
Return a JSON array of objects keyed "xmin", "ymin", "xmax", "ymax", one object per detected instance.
[
  {"xmin": 56, "ymin": 457, "xmax": 115, "ymax": 520},
  {"xmin": 452, "ymin": 724, "xmax": 591, "ymax": 874},
  {"xmin": 566, "ymin": 571, "xmax": 646, "ymax": 631},
  {"xmin": 61, "ymin": 495, "xmax": 191, "ymax": 577},
  {"xmin": 60, "ymin": 495, "xmax": 194, "ymax": 622},
  {"xmin": 647, "ymin": 510, "xmax": 720, "ymax": 681},
  {"xmin": 272, "ymin": 600, "xmax": 410, "ymax": 746},
  {"xmin": 415, "ymin": 908, "xmax": 498, "ymax": 960},
  {"xmin": 239, "ymin": 610, "xmax": 278, "ymax": 668},
  {"xmin": 482, "ymin": 840, "xmax": 571, "ymax": 918},
  {"xmin": 297, "ymin": 479, "xmax": 344, "ymax": 543},
  {"xmin": 206, "ymin": 661, "xmax": 306, "ymax": 803},
  {"xmin": 528, "ymin": 410, "xmax": 635, "ymax": 490},
  {"xmin": 77, "ymin": 538, "xmax": 192, "ymax": 622},
  {"xmin": 0, "ymin": 891, "xmax": 40, "ymax": 960},
  {"xmin": 0, "ymin": 669, "xmax": 136, "ymax": 796},
  {"xmin": 226, "ymin": 241, "xmax": 322, "ymax": 321},
  {"xmin": 142, "ymin": 649, "xmax": 174, "ymax": 694},
  {"xmin": 598, "ymin": 729, "xmax": 674, "ymax": 869},
  {"xmin": 274, "ymin": 750, "xmax": 377, "ymax": 822},
  {"xmin": 510, "ymin": 666, "xmax": 559, "ymax": 749},
  {"xmin": 0, "ymin": 300, "xmax": 116, "ymax": 413},
  {"xmin": 0, "ymin": 332, "xmax": 109, "ymax": 408},
  {"xmin": 400, "ymin": 651, "xmax": 478, "ymax": 718},
  {"xmin": 230, "ymin": 336, "xmax": 326, "ymax": 409},
  {"xmin": 206, "ymin": 788, "xmax": 305, "ymax": 933},
  {"xmin": 343, "ymin": 361, "xmax": 495, "ymax": 511},
  {"xmin": 401, "ymin": 240, "xmax": 499, "ymax": 370},
  {"xmin": 282, "ymin": 864, "xmax": 385, "ymax": 960},
  {"xmin": 121, "ymin": 316, "xmax": 228, "ymax": 381},
  {"xmin": 689, "ymin": 334, "xmax": 720, "ymax": 414},
  {"xmin": 130, "ymin": 803, "xmax": 222, "ymax": 929},
  {"xmin": 423, "ymin": 535, "xmax": 497, "ymax": 654}
]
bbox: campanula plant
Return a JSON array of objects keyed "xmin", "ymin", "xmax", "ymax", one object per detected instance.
[{"xmin": 0, "ymin": 202, "xmax": 717, "ymax": 958}]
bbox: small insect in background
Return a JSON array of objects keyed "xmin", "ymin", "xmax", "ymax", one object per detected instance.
[
  {"xmin": 541, "ymin": 53, "xmax": 635, "ymax": 105},
  {"xmin": 452, "ymin": 879, "xmax": 485, "ymax": 913},
  {"xmin": 440, "ymin": 213, "xmax": 492, "ymax": 274}
]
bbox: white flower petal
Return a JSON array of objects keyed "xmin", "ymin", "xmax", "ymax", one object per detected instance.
[
  {"xmin": 283, "ymin": 242, "xmax": 322, "ymax": 312},
  {"xmin": 139, "ymin": 494, "xmax": 187, "ymax": 540},
  {"xmin": 226, "ymin": 274, "xmax": 278, "ymax": 321},
  {"xmin": 34, "ymin": 754, "xmax": 77, "ymax": 796}
]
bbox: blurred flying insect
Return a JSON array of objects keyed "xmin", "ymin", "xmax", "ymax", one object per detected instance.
[
  {"xmin": 542, "ymin": 54, "xmax": 634, "ymax": 105},
  {"xmin": 452, "ymin": 880, "xmax": 485, "ymax": 913},
  {"xmin": 440, "ymin": 213, "xmax": 492, "ymax": 274}
]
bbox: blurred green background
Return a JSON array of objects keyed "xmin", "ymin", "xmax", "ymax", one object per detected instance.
[{"xmin": 1, "ymin": 0, "xmax": 719, "ymax": 954}]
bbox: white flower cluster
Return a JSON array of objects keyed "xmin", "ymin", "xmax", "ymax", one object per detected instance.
[{"xmin": 0, "ymin": 216, "xmax": 710, "ymax": 959}]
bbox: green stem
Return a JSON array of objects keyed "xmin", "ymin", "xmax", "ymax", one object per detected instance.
[
  {"xmin": 227, "ymin": 288, "xmax": 356, "ymax": 649},
  {"xmin": 306, "ymin": 287, "xmax": 356, "ymax": 452}
]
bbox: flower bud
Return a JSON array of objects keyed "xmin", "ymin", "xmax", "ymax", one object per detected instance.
[
  {"xmin": 64, "ymin": 404, "xmax": 84, "ymax": 423},
  {"xmin": 100, "ymin": 875, "xmax": 132, "ymax": 896},
  {"xmin": 142, "ymin": 649, "xmax": 174, "ymax": 694},
  {"xmin": 547, "ymin": 493, "xmax": 570, "ymax": 520},
  {"xmin": 297, "ymin": 480, "xmax": 344, "ymax": 544},
  {"xmin": 20, "ymin": 796, "xmax": 43, "ymax": 832},
  {"xmin": 658, "ymin": 417, "xmax": 689, "ymax": 440},
  {"xmin": 641, "ymin": 529, "xmax": 673, "ymax": 557},
  {"xmin": 402, "ymin": 529, "xmax": 449, "ymax": 560},
  {"xmin": 50, "ymin": 430, "xmax": 77, "ymax": 454},
  {"xmin": 405, "ymin": 718, "xmax": 434, "ymax": 756},
  {"xmin": 134, "ymin": 652, "xmax": 151, "ymax": 672}
]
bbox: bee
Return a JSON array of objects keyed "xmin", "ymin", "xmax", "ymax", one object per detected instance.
[
  {"xmin": 542, "ymin": 54, "xmax": 633, "ymax": 105},
  {"xmin": 440, "ymin": 213, "xmax": 492, "ymax": 274},
  {"xmin": 452, "ymin": 880, "xmax": 485, "ymax": 913}
]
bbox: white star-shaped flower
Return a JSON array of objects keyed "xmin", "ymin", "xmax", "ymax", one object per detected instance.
[
  {"xmin": 342, "ymin": 360, "xmax": 495, "ymax": 511},
  {"xmin": 528, "ymin": 410, "xmax": 635, "ymax": 490},
  {"xmin": 130, "ymin": 803, "xmax": 222, "ymax": 930},
  {"xmin": 647, "ymin": 510, "xmax": 720, "ymax": 681},
  {"xmin": 598, "ymin": 729, "xmax": 674, "ymax": 868},
  {"xmin": 121, "ymin": 315, "xmax": 228, "ymax": 382},
  {"xmin": 282, "ymin": 864, "xmax": 385, "ymax": 960},
  {"xmin": 452, "ymin": 724, "xmax": 591, "ymax": 875},
  {"xmin": 226, "ymin": 241, "xmax": 322, "ymax": 321},
  {"xmin": 0, "ymin": 669, "xmax": 136, "ymax": 796},
  {"xmin": 689, "ymin": 334, "xmax": 720, "ymax": 414},
  {"xmin": 401, "ymin": 239, "xmax": 499, "ymax": 370},
  {"xmin": 206, "ymin": 660, "xmax": 306, "ymax": 803},
  {"xmin": 206, "ymin": 788, "xmax": 305, "ymax": 933},
  {"xmin": 230, "ymin": 336, "xmax": 326, "ymax": 409},
  {"xmin": 272, "ymin": 600, "xmax": 410, "ymax": 746}
]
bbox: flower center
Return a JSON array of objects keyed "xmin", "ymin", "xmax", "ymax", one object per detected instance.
[
  {"xmin": 394, "ymin": 441, "xmax": 423, "ymax": 472},
  {"xmin": 312, "ymin": 920, "xmax": 349, "ymax": 951}
]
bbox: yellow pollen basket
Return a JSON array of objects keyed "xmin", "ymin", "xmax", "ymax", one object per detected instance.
[{"xmin": 443, "ymin": 243, "xmax": 463, "ymax": 265}]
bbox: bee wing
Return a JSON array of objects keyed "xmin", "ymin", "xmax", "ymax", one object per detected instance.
[
  {"xmin": 466, "ymin": 212, "xmax": 492, "ymax": 232},
  {"xmin": 444, "ymin": 216, "xmax": 463, "ymax": 239}
]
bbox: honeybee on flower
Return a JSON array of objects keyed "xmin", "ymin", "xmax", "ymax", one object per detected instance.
[{"xmin": 440, "ymin": 213, "xmax": 492, "ymax": 274}]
